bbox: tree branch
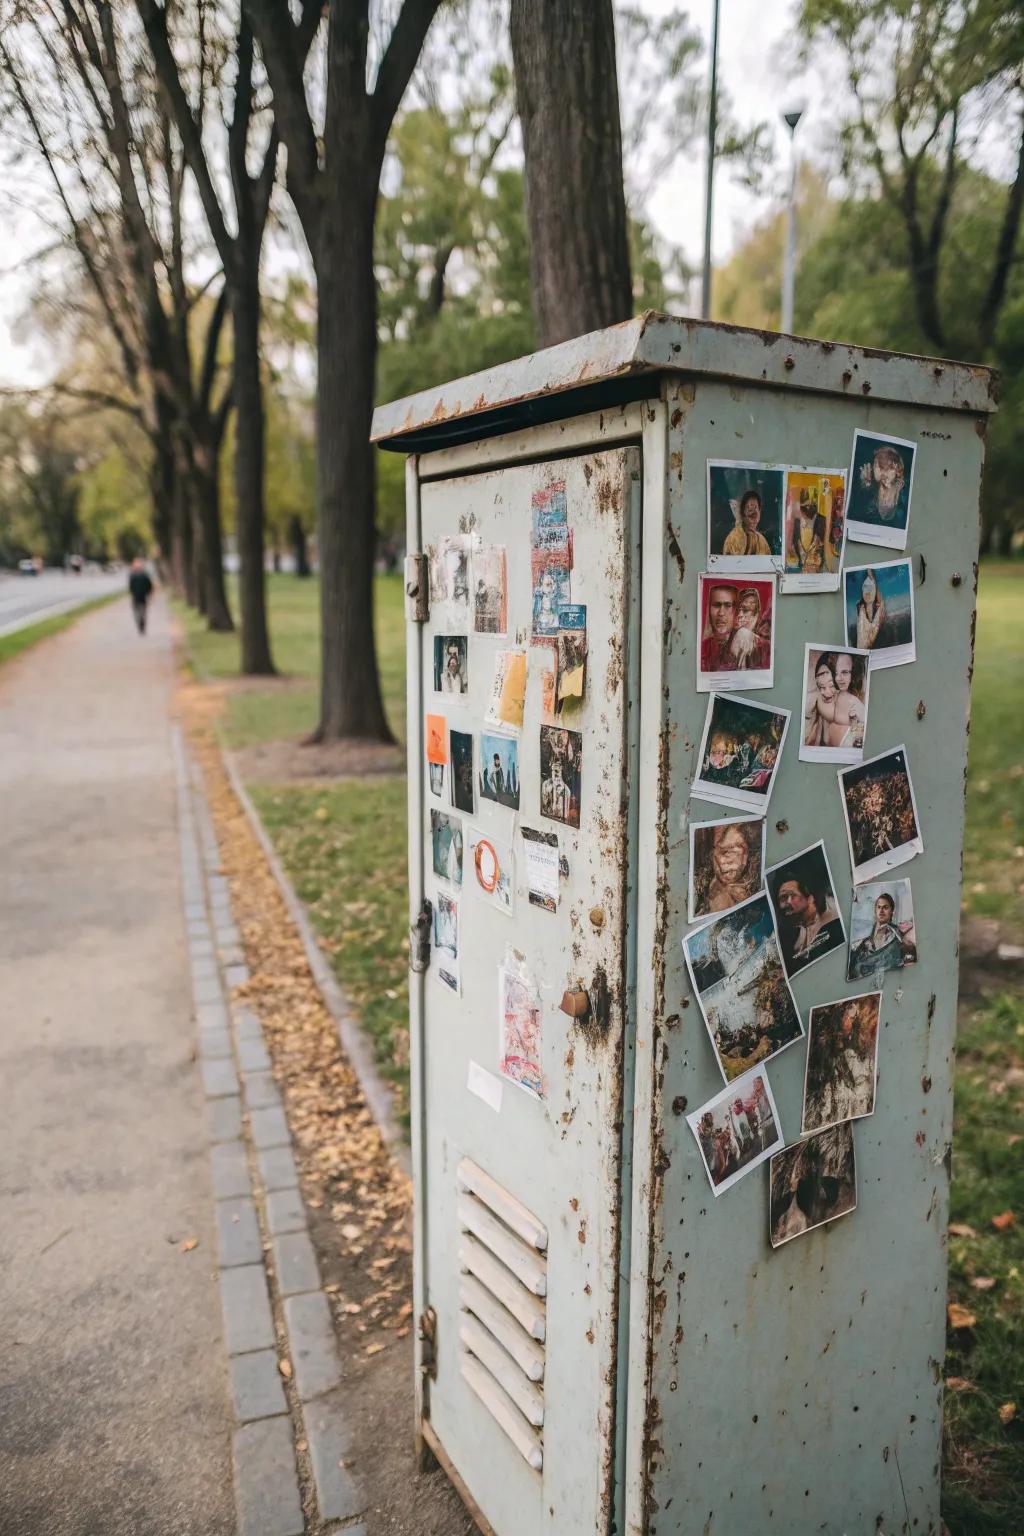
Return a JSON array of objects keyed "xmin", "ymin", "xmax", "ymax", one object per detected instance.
[
  {"xmin": 371, "ymin": 0, "xmax": 444, "ymax": 152},
  {"xmin": 243, "ymin": 0, "xmax": 322, "ymax": 245},
  {"xmin": 981, "ymin": 92, "xmax": 1024, "ymax": 347}
]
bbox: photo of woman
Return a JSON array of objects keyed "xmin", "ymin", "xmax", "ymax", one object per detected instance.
[
  {"xmin": 689, "ymin": 816, "xmax": 766, "ymax": 921},
  {"xmin": 844, "ymin": 559, "xmax": 916, "ymax": 668},
  {"xmin": 800, "ymin": 645, "xmax": 870, "ymax": 764},
  {"xmin": 848, "ymin": 880, "xmax": 917, "ymax": 980},
  {"xmin": 846, "ymin": 430, "xmax": 917, "ymax": 549}
]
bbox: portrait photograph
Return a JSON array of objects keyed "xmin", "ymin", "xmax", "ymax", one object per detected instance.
[
  {"xmin": 800, "ymin": 644, "xmax": 871, "ymax": 764},
  {"xmin": 434, "ymin": 633, "xmax": 468, "ymax": 695},
  {"xmin": 473, "ymin": 544, "xmax": 508, "ymax": 635},
  {"xmin": 689, "ymin": 815, "xmax": 766, "ymax": 923},
  {"xmin": 430, "ymin": 808, "xmax": 463, "ymax": 887},
  {"xmin": 769, "ymin": 1123, "xmax": 856, "ymax": 1249},
  {"xmin": 449, "ymin": 728, "xmax": 475, "ymax": 814},
  {"xmin": 781, "ymin": 468, "xmax": 847, "ymax": 593},
  {"xmin": 707, "ymin": 460, "xmax": 785, "ymax": 573},
  {"xmin": 696, "ymin": 574, "xmax": 775, "ymax": 692},
  {"xmin": 846, "ymin": 429, "xmax": 917, "ymax": 550},
  {"xmin": 687, "ymin": 1066, "xmax": 784, "ymax": 1198},
  {"xmin": 802, "ymin": 990, "xmax": 882, "ymax": 1135},
  {"xmin": 539, "ymin": 724, "xmax": 582, "ymax": 829},
  {"xmin": 843, "ymin": 559, "xmax": 916, "ymax": 669},
  {"xmin": 847, "ymin": 878, "xmax": 917, "ymax": 982},
  {"xmin": 766, "ymin": 840, "xmax": 846, "ymax": 978},
  {"xmin": 478, "ymin": 731, "xmax": 520, "ymax": 810},
  {"xmin": 692, "ymin": 692, "xmax": 791, "ymax": 815},
  {"xmin": 432, "ymin": 890, "xmax": 460, "ymax": 994},
  {"xmin": 683, "ymin": 891, "xmax": 804, "ymax": 1082},
  {"xmin": 839, "ymin": 746, "xmax": 924, "ymax": 884}
]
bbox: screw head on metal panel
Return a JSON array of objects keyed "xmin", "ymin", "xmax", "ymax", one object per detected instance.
[{"xmin": 951, "ymin": 572, "xmax": 963, "ymax": 587}]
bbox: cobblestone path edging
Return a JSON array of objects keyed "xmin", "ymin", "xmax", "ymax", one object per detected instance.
[{"xmin": 173, "ymin": 724, "xmax": 367, "ymax": 1536}]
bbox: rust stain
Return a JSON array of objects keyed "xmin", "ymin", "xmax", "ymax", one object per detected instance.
[
  {"xmin": 922, "ymin": 1075, "xmax": 932, "ymax": 1094},
  {"xmin": 666, "ymin": 521, "xmax": 686, "ymax": 587},
  {"xmin": 578, "ymin": 1220, "xmax": 587, "ymax": 1245},
  {"xmin": 671, "ymin": 1095, "xmax": 687, "ymax": 1116}
]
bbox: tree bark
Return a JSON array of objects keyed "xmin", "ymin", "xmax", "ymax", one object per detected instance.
[
  {"xmin": 231, "ymin": 266, "xmax": 275, "ymax": 671},
  {"xmin": 190, "ymin": 428, "xmax": 233, "ymax": 631},
  {"xmin": 510, "ymin": 0, "xmax": 633, "ymax": 346},
  {"xmin": 313, "ymin": 184, "xmax": 393, "ymax": 742},
  {"xmin": 289, "ymin": 513, "xmax": 310, "ymax": 576}
]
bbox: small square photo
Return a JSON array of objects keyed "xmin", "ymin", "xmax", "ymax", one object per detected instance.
[
  {"xmin": 846, "ymin": 430, "xmax": 916, "ymax": 549},
  {"xmin": 687, "ymin": 1067, "xmax": 784, "ymax": 1197},
  {"xmin": 696, "ymin": 574, "xmax": 775, "ymax": 692},
  {"xmin": 769, "ymin": 1123, "xmax": 856, "ymax": 1249}
]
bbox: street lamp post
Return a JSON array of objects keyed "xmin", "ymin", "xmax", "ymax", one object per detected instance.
[
  {"xmin": 700, "ymin": 0, "xmax": 721, "ymax": 321},
  {"xmin": 780, "ymin": 106, "xmax": 803, "ymax": 334}
]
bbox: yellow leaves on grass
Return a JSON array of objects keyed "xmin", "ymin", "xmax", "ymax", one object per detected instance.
[
  {"xmin": 991, "ymin": 1209, "xmax": 1016, "ymax": 1232},
  {"xmin": 950, "ymin": 1222, "xmax": 977, "ymax": 1239},
  {"xmin": 948, "ymin": 1303, "xmax": 978, "ymax": 1330},
  {"xmin": 998, "ymin": 1401, "xmax": 1017, "ymax": 1426},
  {"xmin": 946, "ymin": 1376, "xmax": 976, "ymax": 1393}
]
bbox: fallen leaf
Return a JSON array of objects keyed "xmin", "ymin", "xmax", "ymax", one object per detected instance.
[
  {"xmin": 343, "ymin": 1303, "xmax": 362, "ymax": 1316},
  {"xmin": 991, "ymin": 1210, "xmax": 1016, "ymax": 1232},
  {"xmin": 998, "ymin": 1402, "xmax": 1017, "ymax": 1426},
  {"xmin": 179, "ymin": 1237, "xmax": 199, "ymax": 1253},
  {"xmin": 949, "ymin": 1223, "xmax": 977, "ymax": 1239},
  {"xmin": 970, "ymin": 1276, "xmax": 997, "ymax": 1292},
  {"xmin": 278, "ymin": 1359, "xmax": 293, "ymax": 1380},
  {"xmin": 365, "ymin": 1342, "xmax": 385, "ymax": 1356},
  {"xmin": 341, "ymin": 1224, "xmax": 362, "ymax": 1242},
  {"xmin": 947, "ymin": 1303, "xmax": 977, "ymax": 1330},
  {"xmin": 946, "ymin": 1377, "xmax": 976, "ymax": 1393}
]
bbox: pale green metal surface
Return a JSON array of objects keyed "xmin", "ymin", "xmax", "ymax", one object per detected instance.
[{"xmin": 638, "ymin": 376, "xmax": 982, "ymax": 1536}]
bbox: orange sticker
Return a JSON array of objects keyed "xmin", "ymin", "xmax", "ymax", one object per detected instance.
[{"xmin": 426, "ymin": 714, "xmax": 448, "ymax": 764}]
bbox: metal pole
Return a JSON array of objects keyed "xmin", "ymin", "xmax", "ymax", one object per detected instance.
[
  {"xmin": 780, "ymin": 112, "xmax": 802, "ymax": 334},
  {"xmin": 701, "ymin": 0, "xmax": 721, "ymax": 321}
]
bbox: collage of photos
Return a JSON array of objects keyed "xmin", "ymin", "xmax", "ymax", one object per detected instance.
[
  {"xmin": 697, "ymin": 574, "xmax": 776, "ymax": 692},
  {"xmin": 687, "ymin": 423, "xmax": 925, "ymax": 1237},
  {"xmin": 683, "ymin": 892, "xmax": 803, "ymax": 1082},
  {"xmin": 800, "ymin": 645, "xmax": 870, "ymax": 764},
  {"xmin": 693, "ymin": 693, "xmax": 790, "ymax": 814}
]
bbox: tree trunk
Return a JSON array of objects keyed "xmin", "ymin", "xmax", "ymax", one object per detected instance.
[
  {"xmin": 231, "ymin": 266, "xmax": 276, "ymax": 673},
  {"xmin": 510, "ymin": 0, "xmax": 632, "ymax": 347},
  {"xmin": 149, "ymin": 440, "xmax": 175, "ymax": 573},
  {"xmin": 313, "ymin": 187, "xmax": 393, "ymax": 743},
  {"xmin": 290, "ymin": 513, "xmax": 310, "ymax": 577},
  {"xmin": 191, "ymin": 431, "xmax": 234, "ymax": 632}
]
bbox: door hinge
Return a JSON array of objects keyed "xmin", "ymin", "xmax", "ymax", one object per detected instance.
[
  {"xmin": 410, "ymin": 898, "xmax": 432, "ymax": 973},
  {"xmin": 419, "ymin": 1305, "xmax": 438, "ymax": 1381},
  {"xmin": 405, "ymin": 553, "xmax": 429, "ymax": 622}
]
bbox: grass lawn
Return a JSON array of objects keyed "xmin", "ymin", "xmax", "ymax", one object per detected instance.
[
  {"xmin": 0, "ymin": 592, "xmax": 119, "ymax": 668},
  {"xmin": 183, "ymin": 560, "xmax": 1024, "ymax": 1530}
]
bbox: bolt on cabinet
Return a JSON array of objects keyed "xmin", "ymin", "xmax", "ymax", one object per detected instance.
[{"xmin": 372, "ymin": 315, "xmax": 996, "ymax": 1536}]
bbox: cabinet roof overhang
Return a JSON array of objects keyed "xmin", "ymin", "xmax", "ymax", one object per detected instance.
[{"xmin": 371, "ymin": 312, "xmax": 997, "ymax": 455}]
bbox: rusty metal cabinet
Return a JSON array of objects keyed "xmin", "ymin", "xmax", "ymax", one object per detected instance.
[{"xmin": 372, "ymin": 315, "xmax": 995, "ymax": 1536}]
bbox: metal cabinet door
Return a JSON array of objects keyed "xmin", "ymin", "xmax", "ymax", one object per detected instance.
[{"xmin": 410, "ymin": 445, "xmax": 641, "ymax": 1536}]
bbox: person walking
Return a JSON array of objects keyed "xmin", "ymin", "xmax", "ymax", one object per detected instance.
[{"xmin": 128, "ymin": 558, "xmax": 154, "ymax": 635}]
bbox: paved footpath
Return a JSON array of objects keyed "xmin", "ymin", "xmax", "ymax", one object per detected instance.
[{"xmin": 0, "ymin": 597, "xmax": 236, "ymax": 1534}]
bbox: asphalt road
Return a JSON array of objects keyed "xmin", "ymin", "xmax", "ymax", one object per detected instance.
[{"xmin": 0, "ymin": 569, "xmax": 126, "ymax": 638}]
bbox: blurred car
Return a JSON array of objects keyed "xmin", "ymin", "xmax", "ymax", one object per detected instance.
[{"xmin": 18, "ymin": 558, "xmax": 39, "ymax": 576}]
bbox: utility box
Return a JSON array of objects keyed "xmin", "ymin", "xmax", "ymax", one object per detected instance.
[{"xmin": 372, "ymin": 315, "xmax": 995, "ymax": 1536}]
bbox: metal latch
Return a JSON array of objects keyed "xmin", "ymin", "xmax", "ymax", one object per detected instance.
[
  {"xmin": 405, "ymin": 553, "xmax": 429, "ymax": 622},
  {"xmin": 419, "ymin": 1305, "xmax": 438, "ymax": 1380},
  {"xmin": 410, "ymin": 898, "xmax": 432, "ymax": 973}
]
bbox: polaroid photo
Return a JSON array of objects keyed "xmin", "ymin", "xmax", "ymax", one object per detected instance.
[
  {"xmin": 479, "ymin": 731, "xmax": 520, "ymax": 811},
  {"xmin": 449, "ymin": 728, "xmax": 474, "ymax": 814},
  {"xmin": 498, "ymin": 961, "xmax": 545, "ymax": 1101},
  {"xmin": 802, "ymin": 990, "xmax": 881, "ymax": 1135},
  {"xmin": 539, "ymin": 724, "xmax": 582, "ymax": 829},
  {"xmin": 521, "ymin": 825, "xmax": 559, "ymax": 912},
  {"xmin": 687, "ymin": 1066, "xmax": 784, "ymax": 1198},
  {"xmin": 839, "ymin": 745, "xmax": 923, "ymax": 884},
  {"xmin": 430, "ymin": 534, "xmax": 472, "ymax": 622},
  {"xmin": 846, "ymin": 430, "xmax": 917, "ymax": 550},
  {"xmin": 800, "ymin": 644, "xmax": 870, "ymax": 765},
  {"xmin": 766, "ymin": 840, "xmax": 846, "ymax": 978},
  {"xmin": 484, "ymin": 649, "xmax": 527, "ymax": 733},
  {"xmin": 688, "ymin": 815, "xmax": 766, "ymax": 924},
  {"xmin": 692, "ymin": 692, "xmax": 791, "ymax": 816},
  {"xmin": 847, "ymin": 878, "xmax": 917, "ymax": 982},
  {"xmin": 769, "ymin": 1123, "xmax": 856, "ymax": 1249},
  {"xmin": 696, "ymin": 574, "xmax": 776, "ymax": 692},
  {"xmin": 682, "ymin": 891, "xmax": 803, "ymax": 1082},
  {"xmin": 843, "ymin": 558, "xmax": 916, "ymax": 669},
  {"xmin": 434, "ymin": 634, "xmax": 468, "ymax": 696},
  {"xmin": 430, "ymin": 808, "xmax": 463, "ymax": 887},
  {"xmin": 780, "ymin": 468, "xmax": 848, "ymax": 593},
  {"xmin": 428, "ymin": 762, "xmax": 444, "ymax": 797},
  {"xmin": 468, "ymin": 827, "xmax": 514, "ymax": 916},
  {"xmin": 433, "ymin": 890, "xmax": 460, "ymax": 994},
  {"xmin": 706, "ymin": 460, "xmax": 786, "ymax": 574},
  {"xmin": 473, "ymin": 545, "xmax": 508, "ymax": 636}
]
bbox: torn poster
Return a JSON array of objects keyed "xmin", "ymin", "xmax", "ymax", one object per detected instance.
[{"xmin": 521, "ymin": 825, "xmax": 559, "ymax": 912}]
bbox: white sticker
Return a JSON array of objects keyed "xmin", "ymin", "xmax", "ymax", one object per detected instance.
[{"xmin": 467, "ymin": 1059, "xmax": 503, "ymax": 1114}]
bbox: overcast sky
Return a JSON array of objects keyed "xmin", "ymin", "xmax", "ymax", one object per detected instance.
[{"xmin": 0, "ymin": 0, "xmax": 809, "ymax": 388}]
